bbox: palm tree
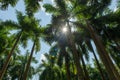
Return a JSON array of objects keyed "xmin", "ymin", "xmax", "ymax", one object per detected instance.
[
  {"xmin": 43, "ymin": 1, "xmax": 85, "ymax": 79},
  {"xmin": 67, "ymin": 0, "xmax": 120, "ymax": 79},
  {"xmin": 0, "ymin": 30, "xmax": 22, "ymax": 80},
  {"xmin": 44, "ymin": 33, "xmax": 72, "ymax": 80},
  {"xmin": 86, "ymin": 41, "xmax": 106, "ymax": 80},
  {"xmin": 23, "ymin": 26, "xmax": 45, "ymax": 80},
  {"xmin": 77, "ymin": 45, "xmax": 90, "ymax": 80},
  {"xmin": 93, "ymin": 14, "xmax": 120, "ymax": 69},
  {"xmin": 86, "ymin": 21, "xmax": 120, "ymax": 80},
  {"xmin": 0, "ymin": 11, "xmax": 38, "ymax": 79},
  {"xmin": 72, "ymin": 26, "xmax": 107, "ymax": 80}
]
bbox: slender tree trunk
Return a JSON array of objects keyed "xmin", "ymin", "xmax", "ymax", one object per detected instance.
[
  {"xmin": 87, "ymin": 41, "xmax": 106, "ymax": 80},
  {"xmin": 67, "ymin": 22, "xmax": 84, "ymax": 80},
  {"xmin": 71, "ymin": 60, "xmax": 76, "ymax": 80},
  {"xmin": 23, "ymin": 41, "xmax": 35, "ymax": 80},
  {"xmin": 92, "ymin": 50, "xmax": 106, "ymax": 80},
  {"xmin": 79, "ymin": 51, "xmax": 90, "ymax": 80},
  {"xmin": 64, "ymin": 48, "xmax": 71, "ymax": 80},
  {"xmin": 78, "ymin": 45, "xmax": 90, "ymax": 80},
  {"xmin": 59, "ymin": 46, "xmax": 71, "ymax": 80},
  {"xmin": 65, "ymin": 54, "xmax": 71, "ymax": 80},
  {"xmin": 0, "ymin": 31, "xmax": 22, "ymax": 80},
  {"xmin": 86, "ymin": 21, "xmax": 120, "ymax": 80}
]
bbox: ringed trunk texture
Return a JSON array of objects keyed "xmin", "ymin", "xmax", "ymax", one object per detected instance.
[
  {"xmin": 0, "ymin": 31, "xmax": 22, "ymax": 80},
  {"xmin": 23, "ymin": 41, "xmax": 35, "ymax": 80},
  {"xmin": 86, "ymin": 21, "xmax": 120, "ymax": 80}
]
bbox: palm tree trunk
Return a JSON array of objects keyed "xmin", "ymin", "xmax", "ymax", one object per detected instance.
[
  {"xmin": 81, "ymin": 57, "xmax": 90, "ymax": 80},
  {"xmin": 78, "ymin": 48, "xmax": 90, "ymax": 80},
  {"xmin": 23, "ymin": 41, "xmax": 35, "ymax": 80},
  {"xmin": 64, "ymin": 49, "xmax": 71, "ymax": 80},
  {"xmin": 0, "ymin": 31, "xmax": 22, "ymax": 80},
  {"xmin": 71, "ymin": 60, "xmax": 76, "ymax": 80},
  {"xmin": 92, "ymin": 50, "xmax": 106, "ymax": 80},
  {"xmin": 67, "ymin": 22, "xmax": 84, "ymax": 80},
  {"xmin": 87, "ymin": 42, "xmax": 106, "ymax": 80},
  {"xmin": 59, "ymin": 46, "xmax": 71, "ymax": 80},
  {"xmin": 86, "ymin": 21, "xmax": 120, "ymax": 80}
]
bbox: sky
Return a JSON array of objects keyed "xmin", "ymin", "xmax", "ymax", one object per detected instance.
[{"xmin": 0, "ymin": 0, "xmax": 118, "ymax": 79}]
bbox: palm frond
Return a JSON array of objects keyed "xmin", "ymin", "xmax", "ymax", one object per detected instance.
[
  {"xmin": 24, "ymin": 0, "xmax": 42, "ymax": 16},
  {"xmin": 0, "ymin": 0, "xmax": 18, "ymax": 10},
  {"xmin": 1, "ymin": 20, "xmax": 20, "ymax": 30},
  {"xmin": 43, "ymin": 4, "xmax": 60, "ymax": 16}
]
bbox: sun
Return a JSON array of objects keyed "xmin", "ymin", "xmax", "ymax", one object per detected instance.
[{"xmin": 62, "ymin": 27, "xmax": 68, "ymax": 33}]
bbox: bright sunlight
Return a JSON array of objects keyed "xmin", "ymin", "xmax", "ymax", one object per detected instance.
[{"xmin": 62, "ymin": 27, "xmax": 68, "ymax": 33}]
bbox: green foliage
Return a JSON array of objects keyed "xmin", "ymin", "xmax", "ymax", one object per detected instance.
[
  {"xmin": 0, "ymin": 0, "xmax": 18, "ymax": 10},
  {"xmin": 43, "ymin": 4, "xmax": 60, "ymax": 16},
  {"xmin": 24, "ymin": 0, "xmax": 42, "ymax": 16}
]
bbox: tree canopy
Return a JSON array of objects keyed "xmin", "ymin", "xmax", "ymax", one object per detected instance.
[{"xmin": 0, "ymin": 0, "xmax": 120, "ymax": 80}]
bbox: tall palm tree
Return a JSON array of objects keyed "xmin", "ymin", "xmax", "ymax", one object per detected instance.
[
  {"xmin": 0, "ymin": 11, "xmax": 38, "ymax": 79},
  {"xmin": 73, "ymin": 26, "xmax": 107, "ymax": 80},
  {"xmin": 22, "ymin": 40, "xmax": 36, "ymax": 80},
  {"xmin": 77, "ymin": 45, "xmax": 90, "ymax": 80},
  {"xmin": 86, "ymin": 21, "xmax": 120, "ymax": 80},
  {"xmin": 67, "ymin": 0, "xmax": 120, "ymax": 79},
  {"xmin": 23, "ymin": 26, "xmax": 44, "ymax": 80},
  {"xmin": 86, "ymin": 41, "xmax": 106, "ymax": 80},
  {"xmin": 43, "ymin": 1, "xmax": 85, "ymax": 79}
]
